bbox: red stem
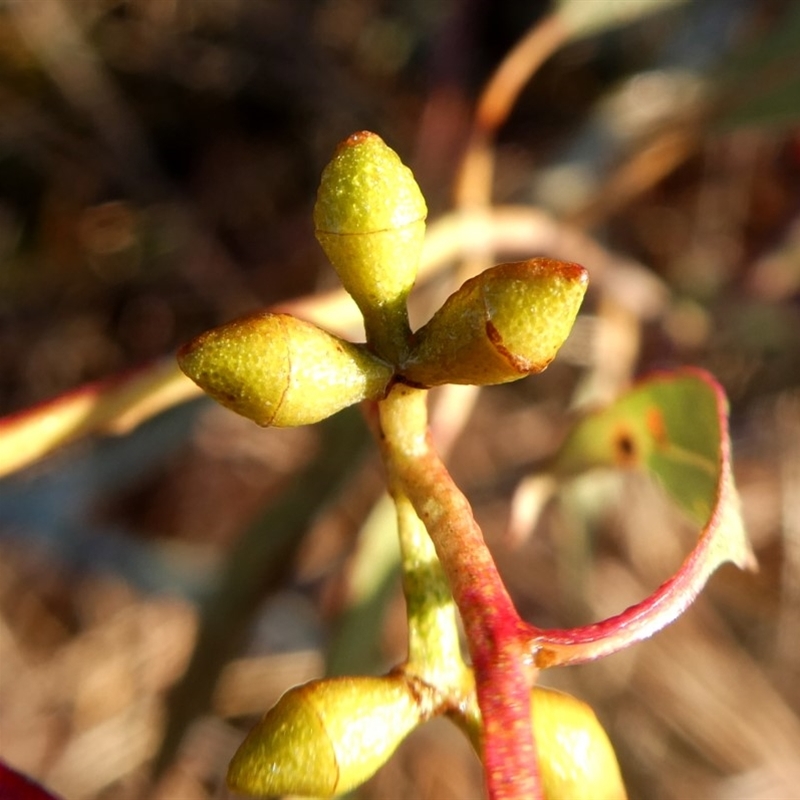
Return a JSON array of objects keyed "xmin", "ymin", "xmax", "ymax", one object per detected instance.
[{"xmin": 376, "ymin": 386, "xmax": 540, "ymax": 800}]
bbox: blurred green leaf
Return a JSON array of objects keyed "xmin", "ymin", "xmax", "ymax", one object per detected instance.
[
  {"xmin": 555, "ymin": 369, "xmax": 721, "ymax": 526},
  {"xmin": 558, "ymin": 0, "xmax": 687, "ymax": 41},
  {"xmin": 0, "ymin": 359, "xmax": 198, "ymax": 478},
  {"xmin": 716, "ymin": 4, "xmax": 800, "ymax": 130},
  {"xmin": 326, "ymin": 494, "xmax": 402, "ymax": 677}
]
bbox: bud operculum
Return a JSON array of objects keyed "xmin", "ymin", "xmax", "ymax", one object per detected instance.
[
  {"xmin": 177, "ymin": 312, "xmax": 393, "ymax": 427},
  {"xmin": 400, "ymin": 259, "xmax": 588, "ymax": 387},
  {"xmin": 227, "ymin": 675, "xmax": 429, "ymax": 797},
  {"xmin": 314, "ymin": 132, "xmax": 427, "ymax": 313}
]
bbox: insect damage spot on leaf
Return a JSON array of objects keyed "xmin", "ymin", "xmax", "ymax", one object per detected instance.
[{"xmin": 612, "ymin": 425, "xmax": 638, "ymax": 466}]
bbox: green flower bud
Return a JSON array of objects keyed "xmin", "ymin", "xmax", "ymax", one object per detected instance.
[
  {"xmin": 177, "ymin": 312, "xmax": 392, "ymax": 427},
  {"xmin": 532, "ymin": 687, "xmax": 627, "ymax": 800},
  {"xmin": 314, "ymin": 131, "xmax": 427, "ymax": 312},
  {"xmin": 400, "ymin": 259, "xmax": 588, "ymax": 387},
  {"xmin": 227, "ymin": 675, "xmax": 427, "ymax": 797}
]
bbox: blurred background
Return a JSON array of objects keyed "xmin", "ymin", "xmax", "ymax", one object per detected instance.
[{"xmin": 1, "ymin": 0, "xmax": 799, "ymax": 798}]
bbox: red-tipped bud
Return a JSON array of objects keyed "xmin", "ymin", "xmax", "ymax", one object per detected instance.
[{"xmin": 401, "ymin": 259, "xmax": 588, "ymax": 387}]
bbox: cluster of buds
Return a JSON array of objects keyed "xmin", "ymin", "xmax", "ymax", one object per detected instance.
[
  {"xmin": 178, "ymin": 131, "xmax": 588, "ymax": 429},
  {"xmin": 178, "ymin": 132, "xmax": 621, "ymax": 799}
]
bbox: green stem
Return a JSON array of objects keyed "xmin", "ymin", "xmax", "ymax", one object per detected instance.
[
  {"xmin": 361, "ymin": 298, "xmax": 412, "ymax": 365},
  {"xmin": 377, "ymin": 384, "xmax": 540, "ymax": 800},
  {"xmin": 392, "ymin": 485, "xmax": 467, "ymax": 688}
]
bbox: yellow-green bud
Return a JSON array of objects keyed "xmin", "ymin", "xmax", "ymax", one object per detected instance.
[
  {"xmin": 314, "ymin": 131, "xmax": 427, "ymax": 313},
  {"xmin": 533, "ymin": 687, "xmax": 627, "ymax": 800},
  {"xmin": 177, "ymin": 312, "xmax": 393, "ymax": 427},
  {"xmin": 400, "ymin": 259, "xmax": 588, "ymax": 387},
  {"xmin": 227, "ymin": 675, "xmax": 427, "ymax": 797}
]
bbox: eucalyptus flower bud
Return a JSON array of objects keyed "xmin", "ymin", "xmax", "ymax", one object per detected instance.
[
  {"xmin": 314, "ymin": 131, "xmax": 427, "ymax": 313},
  {"xmin": 533, "ymin": 687, "xmax": 627, "ymax": 800},
  {"xmin": 178, "ymin": 312, "xmax": 392, "ymax": 427},
  {"xmin": 400, "ymin": 259, "xmax": 588, "ymax": 387},
  {"xmin": 227, "ymin": 675, "xmax": 427, "ymax": 797}
]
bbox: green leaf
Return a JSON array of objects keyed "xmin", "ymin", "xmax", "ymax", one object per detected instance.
[{"xmin": 529, "ymin": 369, "xmax": 756, "ymax": 666}]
